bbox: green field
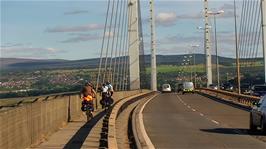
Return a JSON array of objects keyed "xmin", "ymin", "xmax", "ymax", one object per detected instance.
[{"xmin": 146, "ymin": 64, "xmax": 205, "ymax": 73}]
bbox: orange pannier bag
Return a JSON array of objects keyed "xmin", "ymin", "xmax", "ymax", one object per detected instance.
[{"xmin": 83, "ymin": 95, "xmax": 93, "ymax": 101}]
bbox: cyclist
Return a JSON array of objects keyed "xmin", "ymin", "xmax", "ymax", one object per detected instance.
[
  {"xmin": 100, "ymin": 83, "xmax": 109, "ymax": 108},
  {"xmin": 105, "ymin": 81, "xmax": 114, "ymax": 105},
  {"xmin": 106, "ymin": 81, "xmax": 114, "ymax": 96},
  {"xmin": 81, "ymin": 82, "xmax": 96, "ymax": 120}
]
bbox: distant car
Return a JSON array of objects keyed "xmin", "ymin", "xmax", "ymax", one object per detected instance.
[
  {"xmin": 241, "ymin": 84, "xmax": 251, "ymax": 95},
  {"xmin": 221, "ymin": 83, "xmax": 234, "ymax": 92},
  {"xmin": 182, "ymin": 82, "xmax": 194, "ymax": 94},
  {"xmin": 250, "ymin": 85, "xmax": 266, "ymax": 97},
  {"xmin": 176, "ymin": 83, "xmax": 183, "ymax": 93},
  {"xmin": 162, "ymin": 84, "xmax": 171, "ymax": 93},
  {"xmin": 250, "ymin": 96, "xmax": 266, "ymax": 133},
  {"xmin": 209, "ymin": 84, "xmax": 218, "ymax": 90}
]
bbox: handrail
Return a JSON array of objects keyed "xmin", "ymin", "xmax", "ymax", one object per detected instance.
[
  {"xmin": 0, "ymin": 91, "xmax": 80, "ymax": 109},
  {"xmin": 198, "ymin": 88, "xmax": 260, "ymax": 108}
]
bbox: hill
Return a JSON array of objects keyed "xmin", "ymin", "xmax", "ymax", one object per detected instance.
[{"xmin": 1, "ymin": 54, "xmax": 260, "ymax": 71}]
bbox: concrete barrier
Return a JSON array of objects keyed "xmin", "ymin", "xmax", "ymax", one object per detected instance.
[{"xmin": 0, "ymin": 90, "xmax": 142, "ymax": 149}]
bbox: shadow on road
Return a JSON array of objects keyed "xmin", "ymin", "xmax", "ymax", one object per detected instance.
[
  {"xmin": 200, "ymin": 128, "xmax": 266, "ymax": 136},
  {"xmin": 63, "ymin": 110, "xmax": 106, "ymax": 149}
]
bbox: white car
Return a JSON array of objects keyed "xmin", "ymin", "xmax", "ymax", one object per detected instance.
[
  {"xmin": 250, "ymin": 96, "xmax": 266, "ymax": 133},
  {"xmin": 162, "ymin": 84, "xmax": 171, "ymax": 93}
]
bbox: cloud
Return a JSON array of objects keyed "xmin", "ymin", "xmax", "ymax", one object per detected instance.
[
  {"xmin": 0, "ymin": 46, "xmax": 64, "ymax": 59},
  {"xmin": 45, "ymin": 23, "xmax": 104, "ymax": 33},
  {"xmin": 61, "ymin": 31, "xmax": 114, "ymax": 43},
  {"xmin": 64, "ymin": 10, "xmax": 89, "ymax": 15},
  {"xmin": 0, "ymin": 43, "xmax": 24, "ymax": 48},
  {"xmin": 1, "ymin": 47, "xmax": 60, "ymax": 53},
  {"xmin": 219, "ymin": 3, "xmax": 235, "ymax": 11},
  {"xmin": 61, "ymin": 33, "xmax": 99, "ymax": 43},
  {"xmin": 158, "ymin": 35, "xmax": 201, "ymax": 45},
  {"xmin": 176, "ymin": 13, "xmax": 202, "ymax": 19},
  {"xmin": 156, "ymin": 12, "xmax": 177, "ymax": 26}
]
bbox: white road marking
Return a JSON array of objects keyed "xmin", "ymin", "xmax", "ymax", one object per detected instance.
[
  {"xmin": 176, "ymin": 94, "xmax": 222, "ymax": 126},
  {"xmin": 211, "ymin": 120, "xmax": 219, "ymax": 125}
]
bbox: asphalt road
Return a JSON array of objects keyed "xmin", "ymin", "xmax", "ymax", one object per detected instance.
[{"xmin": 143, "ymin": 93, "xmax": 266, "ymax": 149}]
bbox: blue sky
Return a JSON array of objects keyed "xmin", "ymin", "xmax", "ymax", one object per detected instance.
[{"xmin": 1, "ymin": 0, "xmax": 244, "ymax": 60}]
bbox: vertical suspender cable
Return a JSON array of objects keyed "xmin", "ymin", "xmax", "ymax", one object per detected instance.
[
  {"xmin": 96, "ymin": 0, "xmax": 111, "ymax": 109},
  {"xmin": 239, "ymin": 0, "xmax": 249, "ymax": 64},
  {"xmin": 122, "ymin": 0, "xmax": 132, "ymax": 90},
  {"xmin": 112, "ymin": 0, "xmax": 124, "ymax": 87},
  {"xmin": 119, "ymin": 6, "xmax": 129, "ymax": 91},
  {"xmin": 242, "ymin": 0, "xmax": 252, "ymax": 66},
  {"xmin": 108, "ymin": 0, "xmax": 120, "ymax": 83},
  {"xmin": 250, "ymin": 2, "xmax": 260, "ymax": 67},
  {"xmin": 115, "ymin": 0, "xmax": 127, "ymax": 91},
  {"xmin": 238, "ymin": 0, "xmax": 247, "ymax": 66},
  {"xmin": 103, "ymin": 0, "xmax": 116, "ymax": 83},
  {"xmin": 244, "ymin": 1, "xmax": 257, "ymax": 67}
]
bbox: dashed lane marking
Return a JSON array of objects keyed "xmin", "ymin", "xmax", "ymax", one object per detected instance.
[
  {"xmin": 211, "ymin": 120, "xmax": 220, "ymax": 125},
  {"xmin": 176, "ymin": 94, "xmax": 221, "ymax": 126}
]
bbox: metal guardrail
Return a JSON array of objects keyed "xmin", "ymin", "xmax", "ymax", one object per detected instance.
[
  {"xmin": 197, "ymin": 88, "xmax": 260, "ymax": 108},
  {"xmin": 0, "ymin": 91, "xmax": 80, "ymax": 109}
]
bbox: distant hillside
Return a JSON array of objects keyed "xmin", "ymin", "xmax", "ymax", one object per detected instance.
[{"xmin": 1, "ymin": 54, "xmax": 261, "ymax": 71}]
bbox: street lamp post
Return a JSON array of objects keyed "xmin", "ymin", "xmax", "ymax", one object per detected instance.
[
  {"xmin": 208, "ymin": 10, "xmax": 224, "ymax": 89},
  {"xmin": 191, "ymin": 44, "xmax": 199, "ymax": 87},
  {"xmin": 197, "ymin": 26, "xmax": 211, "ymax": 87}
]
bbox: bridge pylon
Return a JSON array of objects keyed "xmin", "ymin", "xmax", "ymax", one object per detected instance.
[{"xmin": 128, "ymin": 0, "xmax": 141, "ymax": 90}]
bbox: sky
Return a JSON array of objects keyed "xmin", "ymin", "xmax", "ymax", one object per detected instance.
[{"xmin": 1, "ymin": 0, "xmax": 247, "ymax": 60}]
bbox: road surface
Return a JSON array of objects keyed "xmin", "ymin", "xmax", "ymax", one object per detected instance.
[{"xmin": 143, "ymin": 93, "xmax": 266, "ymax": 149}]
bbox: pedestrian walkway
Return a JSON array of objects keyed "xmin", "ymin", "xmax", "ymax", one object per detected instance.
[{"xmin": 30, "ymin": 110, "xmax": 105, "ymax": 149}]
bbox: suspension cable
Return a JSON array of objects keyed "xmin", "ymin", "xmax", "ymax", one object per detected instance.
[
  {"xmin": 247, "ymin": 1, "xmax": 260, "ymax": 67},
  {"xmin": 112, "ymin": 0, "xmax": 124, "ymax": 86},
  {"xmin": 115, "ymin": 0, "xmax": 127, "ymax": 91},
  {"xmin": 119, "ymin": 3, "xmax": 129, "ymax": 91},
  {"xmin": 244, "ymin": 1, "xmax": 256, "ymax": 67},
  {"xmin": 96, "ymin": 0, "xmax": 111, "ymax": 93},
  {"xmin": 122, "ymin": 0, "xmax": 131, "ymax": 90},
  {"xmin": 102, "ymin": 0, "xmax": 116, "ymax": 83},
  {"xmin": 108, "ymin": 0, "xmax": 121, "ymax": 83},
  {"xmin": 242, "ymin": 0, "xmax": 253, "ymax": 69}
]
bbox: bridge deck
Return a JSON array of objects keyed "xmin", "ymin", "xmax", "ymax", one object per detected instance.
[{"xmin": 143, "ymin": 93, "xmax": 266, "ymax": 148}]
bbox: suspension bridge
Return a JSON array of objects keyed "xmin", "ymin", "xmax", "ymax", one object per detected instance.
[{"xmin": 1, "ymin": 0, "xmax": 266, "ymax": 148}]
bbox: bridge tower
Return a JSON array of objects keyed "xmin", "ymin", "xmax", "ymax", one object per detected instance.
[
  {"xmin": 128, "ymin": 0, "xmax": 141, "ymax": 90},
  {"xmin": 204, "ymin": 0, "xmax": 213, "ymax": 87}
]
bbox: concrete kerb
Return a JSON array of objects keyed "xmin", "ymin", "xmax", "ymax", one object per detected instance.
[
  {"xmin": 107, "ymin": 91, "xmax": 155, "ymax": 149},
  {"xmin": 132, "ymin": 93, "xmax": 158, "ymax": 149}
]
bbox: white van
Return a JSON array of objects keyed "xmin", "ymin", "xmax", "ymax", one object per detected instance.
[{"xmin": 162, "ymin": 84, "xmax": 171, "ymax": 93}]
